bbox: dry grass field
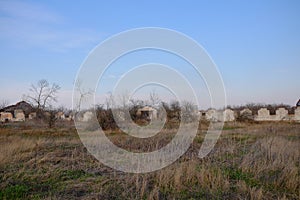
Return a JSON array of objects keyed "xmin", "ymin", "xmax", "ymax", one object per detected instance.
[{"xmin": 0, "ymin": 121, "xmax": 299, "ymax": 199}]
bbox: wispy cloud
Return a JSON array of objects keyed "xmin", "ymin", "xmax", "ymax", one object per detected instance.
[
  {"xmin": 0, "ymin": 1, "xmax": 101, "ymax": 52},
  {"xmin": 0, "ymin": 0, "xmax": 61, "ymax": 23}
]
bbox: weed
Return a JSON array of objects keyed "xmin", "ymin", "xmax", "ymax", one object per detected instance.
[{"xmin": 0, "ymin": 184, "xmax": 30, "ymax": 200}]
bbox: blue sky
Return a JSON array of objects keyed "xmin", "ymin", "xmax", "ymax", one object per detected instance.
[{"xmin": 0, "ymin": 0, "xmax": 299, "ymax": 108}]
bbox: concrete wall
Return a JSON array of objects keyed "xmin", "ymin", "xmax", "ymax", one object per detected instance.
[
  {"xmin": 137, "ymin": 106, "xmax": 158, "ymax": 120},
  {"xmin": 255, "ymin": 108, "xmax": 271, "ymax": 121},
  {"xmin": 255, "ymin": 107, "xmax": 293, "ymax": 121},
  {"xmin": 294, "ymin": 107, "xmax": 300, "ymax": 121},
  {"xmin": 275, "ymin": 108, "xmax": 289, "ymax": 120},
  {"xmin": 224, "ymin": 109, "xmax": 235, "ymax": 122},
  {"xmin": 0, "ymin": 109, "xmax": 74, "ymax": 122},
  {"xmin": 240, "ymin": 108, "xmax": 252, "ymax": 116},
  {"xmin": 1, "ymin": 106, "xmax": 299, "ymax": 123},
  {"xmin": 205, "ymin": 109, "xmax": 218, "ymax": 121},
  {"xmin": 201, "ymin": 107, "xmax": 300, "ymax": 122},
  {"xmin": 204, "ymin": 109, "xmax": 233, "ymax": 122},
  {"xmin": 0, "ymin": 112, "xmax": 13, "ymax": 122},
  {"xmin": 82, "ymin": 111, "xmax": 93, "ymax": 122},
  {"xmin": 14, "ymin": 109, "xmax": 25, "ymax": 121}
]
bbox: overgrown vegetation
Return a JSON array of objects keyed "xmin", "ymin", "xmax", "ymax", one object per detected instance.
[{"xmin": 0, "ymin": 121, "xmax": 299, "ymax": 199}]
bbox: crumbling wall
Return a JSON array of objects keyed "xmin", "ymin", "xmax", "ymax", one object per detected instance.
[
  {"xmin": 224, "ymin": 109, "xmax": 235, "ymax": 121},
  {"xmin": 201, "ymin": 107, "xmax": 299, "ymax": 122},
  {"xmin": 294, "ymin": 107, "xmax": 300, "ymax": 121},
  {"xmin": 275, "ymin": 108, "xmax": 289, "ymax": 120},
  {"xmin": 14, "ymin": 109, "xmax": 25, "ymax": 121},
  {"xmin": 255, "ymin": 108, "xmax": 271, "ymax": 121},
  {"xmin": 55, "ymin": 112, "xmax": 65, "ymax": 120},
  {"xmin": 82, "ymin": 111, "xmax": 93, "ymax": 122},
  {"xmin": 205, "ymin": 109, "xmax": 217, "ymax": 121},
  {"xmin": 0, "ymin": 112, "xmax": 13, "ymax": 122}
]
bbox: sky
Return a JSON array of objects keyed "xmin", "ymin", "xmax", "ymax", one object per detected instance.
[{"xmin": 0, "ymin": 0, "xmax": 299, "ymax": 109}]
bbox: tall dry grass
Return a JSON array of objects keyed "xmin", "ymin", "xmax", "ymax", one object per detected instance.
[
  {"xmin": 0, "ymin": 121, "xmax": 299, "ymax": 199},
  {"xmin": 0, "ymin": 136, "xmax": 45, "ymax": 166},
  {"xmin": 241, "ymin": 136, "xmax": 300, "ymax": 195}
]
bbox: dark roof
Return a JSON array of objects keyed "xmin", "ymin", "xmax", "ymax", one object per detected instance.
[
  {"xmin": 0, "ymin": 101, "xmax": 34, "ymax": 115},
  {"xmin": 297, "ymin": 99, "xmax": 300, "ymax": 107}
]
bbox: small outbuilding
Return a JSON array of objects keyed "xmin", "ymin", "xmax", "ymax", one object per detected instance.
[
  {"xmin": 0, "ymin": 101, "xmax": 34, "ymax": 118},
  {"xmin": 0, "ymin": 112, "xmax": 13, "ymax": 122},
  {"xmin": 137, "ymin": 106, "xmax": 158, "ymax": 120}
]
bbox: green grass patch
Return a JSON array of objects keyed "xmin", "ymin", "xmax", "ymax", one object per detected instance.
[
  {"xmin": 194, "ymin": 136, "xmax": 204, "ymax": 143},
  {"xmin": 0, "ymin": 184, "xmax": 30, "ymax": 200},
  {"xmin": 223, "ymin": 167, "xmax": 260, "ymax": 188},
  {"xmin": 59, "ymin": 169, "xmax": 91, "ymax": 180}
]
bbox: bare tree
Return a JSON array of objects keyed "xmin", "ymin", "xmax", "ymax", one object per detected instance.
[
  {"xmin": 118, "ymin": 91, "xmax": 130, "ymax": 110},
  {"xmin": 24, "ymin": 79, "xmax": 60, "ymax": 110},
  {"xmin": 130, "ymin": 98, "xmax": 144, "ymax": 108},
  {"xmin": 170, "ymin": 100, "xmax": 180, "ymax": 111},
  {"xmin": 181, "ymin": 101, "xmax": 198, "ymax": 122},
  {"xmin": 75, "ymin": 80, "xmax": 92, "ymax": 111},
  {"xmin": 0, "ymin": 99, "xmax": 9, "ymax": 110},
  {"xmin": 149, "ymin": 90, "xmax": 161, "ymax": 107},
  {"xmin": 105, "ymin": 92, "xmax": 115, "ymax": 110}
]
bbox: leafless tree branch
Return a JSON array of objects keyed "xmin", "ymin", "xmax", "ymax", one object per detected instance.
[{"xmin": 24, "ymin": 79, "xmax": 60, "ymax": 110}]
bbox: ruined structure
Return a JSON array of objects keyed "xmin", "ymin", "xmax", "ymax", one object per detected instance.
[
  {"xmin": 224, "ymin": 109, "xmax": 235, "ymax": 122},
  {"xmin": 55, "ymin": 112, "xmax": 65, "ymax": 120},
  {"xmin": 275, "ymin": 108, "xmax": 289, "ymax": 120},
  {"xmin": 0, "ymin": 101, "xmax": 33, "ymax": 122},
  {"xmin": 240, "ymin": 108, "xmax": 252, "ymax": 116},
  {"xmin": 0, "ymin": 112, "xmax": 13, "ymax": 122},
  {"xmin": 82, "ymin": 111, "xmax": 93, "ymax": 122},
  {"xmin": 28, "ymin": 112, "xmax": 37, "ymax": 120},
  {"xmin": 294, "ymin": 107, "xmax": 300, "ymax": 121},
  {"xmin": 200, "ymin": 106, "xmax": 300, "ymax": 122},
  {"xmin": 0, "ymin": 101, "xmax": 34, "ymax": 117},
  {"xmin": 14, "ymin": 109, "xmax": 25, "ymax": 121},
  {"xmin": 205, "ymin": 109, "xmax": 218, "ymax": 121},
  {"xmin": 64, "ymin": 112, "xmax": 74, "ymax": 121},
  {"xmin": 0, "ymin": 101, "xmax": 74, "ymax": 123},
  {"xmin": 255, "ymin": 108, "xmax": 271, "ymax": 121},
  {"xmin": 1, "ymin": 100, "xmax": 299, "ymax": 123},
  {"xmin": 252, "ymin": 107, "xmax": 295, "ymax": 121},
  {"xmin": 137, "ymin": 106, "xmax": 158, "ymax": 120}
]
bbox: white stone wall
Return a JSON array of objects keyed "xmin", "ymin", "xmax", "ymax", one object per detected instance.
[
  {"xmin": 1, "ymin": 106, "xmax": 299, "ymax": 123},
  {"xmin": 0, "ymin": 112, "xmax": 13, "ymax": 122},
  {"xmin": 275, "ymin": 108, "xmax": 289, "ymax": 120},
  {"xmin": 294, "ymin": 107, "xmax": 300, "ymax": 121},
  {"xmin": 14, "ymin": 109, "xmax": 25, "ymax": 121},
  {"xmin": 255, "ymin": 108, "xmax": 270, "ymax": 121},
  {"xmin": 151, "ymin": 109, "xmax": 158, "ymax": 120},
  {"xmin": 201, "ymin": 107, "xmax": 299, "ymax": 122},
  {"xmin": 240, "ymin": 108, "xmax": 252, "ymax": 116},
  {"xmin": 205, "ymin": 109, "xmax": 217, "ymax": 121},
  {"xmin": 254, "ymin": 107, "xmax": 294, "ymax": 121},
  {"xmin": 82, "ymin": 111, "xmax": 93, "ymax": 122},
  {"xmin": 224, "ymin": 109, "xmax": 235, "ymax": 121}
]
